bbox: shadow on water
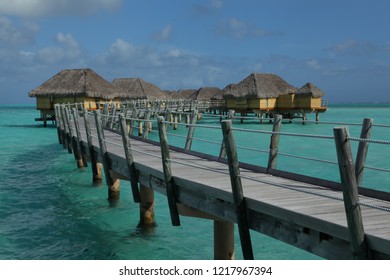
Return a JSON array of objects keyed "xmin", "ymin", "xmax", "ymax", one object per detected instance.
[{"xmin": 0, "ymin": 124, "xmax": 56, "ymax": 129}]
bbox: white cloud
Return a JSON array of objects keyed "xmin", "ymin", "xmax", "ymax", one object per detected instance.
[
  {"xmin": 307, "ymin": 59, "xmax": 321, "ymax": 70},
  {"xmin": 0, "ymin": 16, "xmax": 39, "ymax": 46},
  {"xmin": 329, "ymin": 39, "xmax": 381, "ymax": 56},
  {"xmin": 0, "ymin": 0, "xmax": 122, "ymax": 17},
  {"xmin": 194, "ymin": 0, "xmax": 223, "ymax": 15},
  {"xmin": 151, "ymin": 25, "xmax": 173, "ymax": 42},
  {"xmin": 214, "ymin": 17, "xmax": 283, "ymax": 39},
  {"xmin": 91, "ymin": 38, "xmax": 241, "ymax": 89},
  {"xmin": 34, "ymin": 32, "xmax": 83, "ymax": 64}
]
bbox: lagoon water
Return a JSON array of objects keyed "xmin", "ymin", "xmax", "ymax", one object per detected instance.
[{"xmin": 0, "ymin": 104, "xmax": 389, "ymax": 260}]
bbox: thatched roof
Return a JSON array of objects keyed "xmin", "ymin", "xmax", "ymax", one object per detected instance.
[
  {"xmin": 223, "ymin": 73, "xmax": 297, "ymax": 99},
  {"xmin": 28, "ymin": 68, "xmax": 125, "ymax": 100},
  {"xmin": 112, "ymin": 78, "xmax": 170, "ymax": 100},
  {"xmin": 296, "ymin": 82, "xmax": 325, "ymax": 98},
  {"xmin": 190, "ymin": 87, "xmax": 223, "ymax": 101},
  {"xmin": 168, "ymin": 89, "xmax": 197, "ymax": 99}
]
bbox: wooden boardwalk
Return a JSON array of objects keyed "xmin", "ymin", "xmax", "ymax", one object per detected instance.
[{"xmin": 55, "ymin": 104, "xmax": 390, "ymax": 260}]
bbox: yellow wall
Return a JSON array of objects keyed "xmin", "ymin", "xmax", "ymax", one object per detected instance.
[
  {"xmin": 226, "ymin": 98, "xmax": 277, "ymax": 111},
  {"xmin": 36, "ymin": 96, "xmax": 52, "ymax": 110},
  {"xmin": 295, "ymin": 96, "xmax": 322, "ymax": 109},
  {"xmin": 276, "ymin": 94, "xmax": 295, "ymax": 109}
]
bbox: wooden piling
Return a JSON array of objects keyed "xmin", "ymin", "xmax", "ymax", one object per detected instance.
[
  {"xmin": 138, "ymin": 185, "xmax": 155, "ymax": 228},
  {"xmin": 220, "ymin": 120, "xmax": 254, "ymax": 260},
  {"xmin": 173, "ymin": 114, "xmax": 178, "ymax": 130},
  {"xmin": 214, "ymin": 220, "xmax": 234, "ymax": 260},
  {"xmin": 83, "ymin": 109, "xmax": 102, "ymax": 183},
  {"xmin": 334, "ymin": 126, "xmax": 368, "ymax": 259},
  {"xmin": 355, "ymin": 118, "xmax": 373, "ymax": 187},
  {"xmin": 267, "ymin": 114, "xmax": 282, "ymax": 172},
  {"xmin": 118, "ymin": 114, "xmax": 141, "ymax": 203},
  {"xmin": 157, "ymin": 116, "xmax": 180, "ymax": 226}
]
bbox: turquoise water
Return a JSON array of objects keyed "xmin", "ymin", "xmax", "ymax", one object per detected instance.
[{"xmin": 0, "ymin": 104, "xmax": 389, "ymax": 260}]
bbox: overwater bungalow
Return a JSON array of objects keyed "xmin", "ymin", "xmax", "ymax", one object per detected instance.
[
  {"xmin": 223, "ymin": 73, "xmax": 327, "ymax": 121},
  {"xmin": 168, "ymin": 89, "xmax": 197, "ymax": 100},
  {"xmin": 222, "ymin": 73, "xmax": 297, "ymax": 114},
  {"xmin": 190, "ymin": 87, "xmax": 223, "ymax": 101},
  {"xmin": 112, "ymin": 77, "xmax": 170, "ymax": 100},
  {"xmin": 295, "ymin": 82, "xmax": 327, "ymax": 109},
  {"xmin": 28, "ymin": 68, "xmax": 125, "ymax": 126}
]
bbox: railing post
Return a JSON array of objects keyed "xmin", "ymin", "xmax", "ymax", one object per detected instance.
[
  {"xmin": 142, "ymin": 109, "xmax": 152, "ymax": 139},
  {"xmin": 62, "ymin": 107, "xmax": 74, "ymax": 154},
  {"xmin": 54, "ymin": 105, "xmax": 62, "ymax": 144},
  {"xmin": 118, "ymin": 114, "xmax": 141, "ymax": 203},
  {"xmin": 157, "ymin": 116, "xmax": 180, "ymax": 226},
  {"xmin": 220, "ymin": 119, "xmax": 254, "ymax": 260},
  {"xmin": 60, "ymin": 106, "xmax": 72, "ymax": 153},
  {"xmin": 72, "ymin": 108, "xmax": 87, "ymax": 168},
  {"xmin": 108, "ymin": 103, "xmax": 117, "ymax": 129},
  {"xmin": 94, "ymin": 111, "xmax": 119, "ymax": 200},
  {"xmin": 334, "ymin": 126, "xmax": 368, "ymax": 259},
  {"xmin": 83, "ymin": 109, "xmax": 102, "ymax": 183},
  {"xmin": 355, "ymin": 118, "xmax": 373, "ymax": 186},
  {"xmin": 267, "ymin": 114, "xmax": 282, "ymax": 172},
  {"xmin": 57, "ymin": 105, "xmax": 66, "ymax": 148},
  {"xmin": 184, "ymin": 109, "xmax": 198, "ymax": 151}
]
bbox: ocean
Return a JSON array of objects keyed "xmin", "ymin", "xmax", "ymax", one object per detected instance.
[{"xmin": 0, "ymin": 104, "xmax": 389, "ymax": 260}]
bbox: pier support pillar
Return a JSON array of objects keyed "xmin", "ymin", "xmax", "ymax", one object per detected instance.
[
  {"xmin": 108, "ymin": 171, "xmax": 120, "ymax": 201},
  {"xmin": 138, "ymin": 185, "xmax": 155, "ymax": 228},
  {"xmin": 93, "ymin": 162, "xmax": 103, "ymax": 183},
  {"xmin": 214, "ymin": 220, "xmax": 235, "ymax": 260}
]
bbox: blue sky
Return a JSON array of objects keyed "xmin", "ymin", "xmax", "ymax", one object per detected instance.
[{"xmin": 0, "ymin": 0, "xmax": 389, "ymax": 104}]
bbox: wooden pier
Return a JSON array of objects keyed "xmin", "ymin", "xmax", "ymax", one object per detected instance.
[{"xmin": 54, "ymin": 103, "xmax": 390, "ymax": 260}]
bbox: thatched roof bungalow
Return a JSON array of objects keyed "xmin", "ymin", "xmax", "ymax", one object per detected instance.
[
  {"xmin": 294, "ymin": 82, "xmax": 326, "ymax": 109},
  {"xmin": 190, "ymin": 87, "xmax": 223, "ymax": 101},
  {"xmin": 223, "ymin": 73, "xmax": 297, "ymax": 113},
  {"xmin": 168, "ymin": 89, "xmax": 197, "ymax": 100},
  {"xmin": 112, "ymin": 78, "xmax": 170, "ymax": 100},
  {"xmin": 29, "ymin": 68, "xmax": 125, "ymax": 113}
]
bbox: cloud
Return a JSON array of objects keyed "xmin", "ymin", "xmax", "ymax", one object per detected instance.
[
  {"xmin": 328, "ymin": 39, "xmax": 384, "ymax": 56},
  {"xmin": 214, "ymin": 17, "xmax": 283, "ymax": 39},
  {"xmin": 0, "ymin": 0, "xmax": 122, "ymax": 17},
  {"xmin": 34, "ymin": 32, "xmax": 83, "ymax": 64},
  {"xmin": 151, "ymin": 25, "xmax": 173, "ymax": 42},
  {"xmin": 91, "ymin": 38, "xmax": 245, "ymax": 89},
  {"xmin": 194, "ymin": 0, "xmax": 223, "ymax": 15},
  {"xmin": 0, "ymin": 16, "xmax": 39, "ymax": 46}
]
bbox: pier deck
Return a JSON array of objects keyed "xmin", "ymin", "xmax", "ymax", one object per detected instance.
[{"xmin": 56, "ymin": 105, "xmax": 390, "ymax": 259}]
